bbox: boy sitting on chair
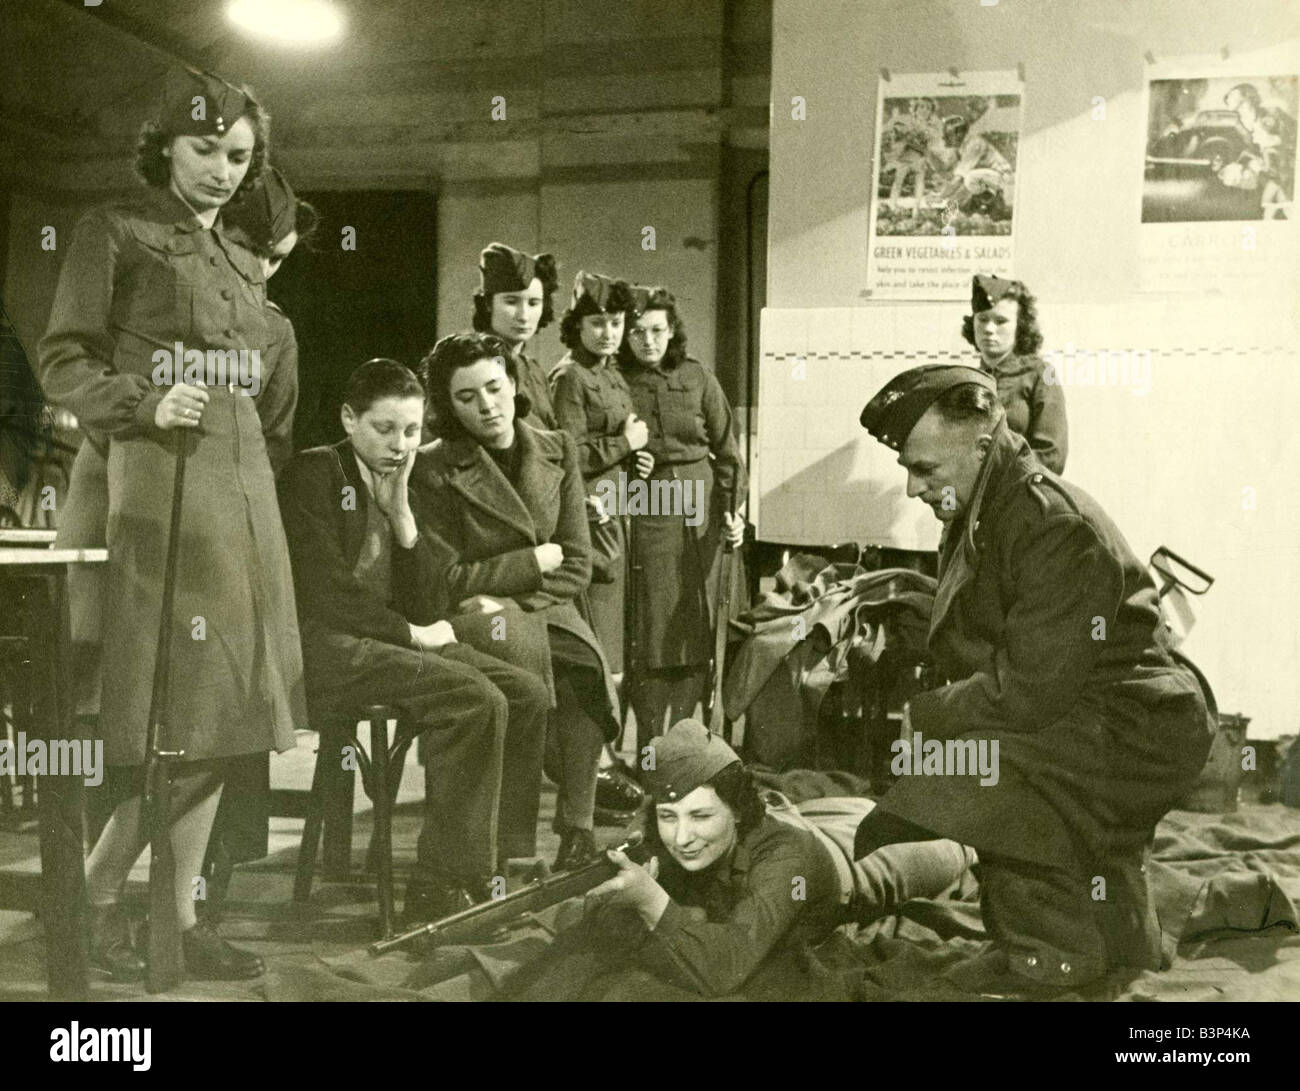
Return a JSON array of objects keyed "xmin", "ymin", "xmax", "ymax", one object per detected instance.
[{"xmin": 278, "ymin": 358, "xmax": 549, "ymax": 923}]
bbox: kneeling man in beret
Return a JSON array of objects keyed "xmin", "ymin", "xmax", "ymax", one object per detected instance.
[{"xmin": 855, "ymin": 364, "xmax": 1214, "ymax": 996}]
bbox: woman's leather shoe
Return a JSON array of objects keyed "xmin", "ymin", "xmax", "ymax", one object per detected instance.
[
  {"xmin": 181, "ymin": 921, "xmax": 264, "ymax": 981},
  {"xmin": 88, "ymin": 902, "xmax": 146, "ymax": 983}
]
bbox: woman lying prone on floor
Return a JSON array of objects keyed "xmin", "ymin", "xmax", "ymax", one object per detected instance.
[{"xmin": 503, "ymin": 719, "xmax": 977, "ymax": 1001}]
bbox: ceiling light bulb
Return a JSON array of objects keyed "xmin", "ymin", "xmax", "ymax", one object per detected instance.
[{"xmin": 226, "ymin": 0, "xmax": 343, "ymax": 45}]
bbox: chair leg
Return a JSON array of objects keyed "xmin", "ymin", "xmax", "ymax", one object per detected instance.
[
  {"xmin": 293, "ymin": 732, "xmax": 332, "ymax": 903},
  {"xmin": 365, "ymin": 706, "xmax": 395, "ymax": 938},
  {"xmin": 321, "ymin": 731, "xmax": 356, "ymax": 880},
  {"xmin": 364, "ymin": 736, "xmax": 413, "ymax": 873}
]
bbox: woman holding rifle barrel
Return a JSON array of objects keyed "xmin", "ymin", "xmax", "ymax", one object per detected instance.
[
  {"xmin": 37, "ymin": 68, "xmax": 305, "ymax": 983},
  {"xmin": 618, "ymin": 287, "xmax": 745, "ymax": 749}
]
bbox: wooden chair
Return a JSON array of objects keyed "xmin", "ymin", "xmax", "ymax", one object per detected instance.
[{"xmin": 292, "ymin": 705, "xmax": 415, "ymax": 938}]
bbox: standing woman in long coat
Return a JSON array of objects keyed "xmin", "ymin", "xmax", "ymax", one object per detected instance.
[
  {"xmin": 201, "ymin": 166, "xmax": 317, "ymax": 899},
  {"xmin": 221, "ymin": 165, "xmax": 318, "ymax": 475},
  {"xmin": 471, "ymin": 242, "xmax": 560, "ymax": 430},
  {"xmin": 618, "ymin": 287, "xmax": 746, "ymax": 750},
  {"xmin": 416, "ymin": 333, "xmax": 621, "ymax": 870},
  {"xmin": 548, "ymin": 271, "xmax": 647, "ymax": 672},
  {"xmin": 37, "ymin": 68, "xmax": 305, "ymax": 982}
]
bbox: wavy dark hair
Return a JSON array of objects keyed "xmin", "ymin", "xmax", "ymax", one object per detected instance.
[
  {"xmin": 471, "ymin": 253, "xmax": 559, "ymax": 335},
  {"xmin": 618, "ymin": 287, "xmax": 689, "ymax": 370},
  {"xmin": 961, "ymin": 279, "xmax": 1044, "ymax": 357},
  {"xmin": 558, "ymin": 280, "xmax": 634, "ymax": 351},
  {"xmin": 286, "ymin": 199, "xmax": 321, "ymax": 252},
  {"xmin": 641, "ymin": 761, "xmax": 765, "ymax": 877},
  {"xmin": 417, "ymin": 331, "xmax": 519, "ymax": 440},
  {"xmin": 134, "ymin": 88, "xmax": 270, "ymax": 207}
]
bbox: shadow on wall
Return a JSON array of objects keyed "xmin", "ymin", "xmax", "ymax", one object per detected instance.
[{"xmin": 760, "ymin": 437, "xmax": 935, "ymax": 549}]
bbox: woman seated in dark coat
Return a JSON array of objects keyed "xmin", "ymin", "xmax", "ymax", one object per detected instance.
[
  {"xmin": 415, "ymin": 333, "xmax": 623, "ymax": 871},
  {"xmin": 503, "ymin": 719, "xmax": 975, "ymax": 1001}
]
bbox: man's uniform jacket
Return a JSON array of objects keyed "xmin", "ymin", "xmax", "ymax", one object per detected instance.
[{"xmin": 877, "ymin": 422, "xmax": 1215, "ymax": 873}]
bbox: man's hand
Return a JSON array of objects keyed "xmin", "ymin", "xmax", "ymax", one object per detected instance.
[
  {"xmin": 534, "ymin": 543, "xmax": 564, "ymax": 574},
  {"xmin": 633, "ymin": 450, "xmax": 655, "ymax": 478},
  {"xmin": 585, "ymin": 849, "xmax": 670, "ymax": 928},
  {"xmin": 409, "ymin": 620, "xmax": 457, "ymax": 650},
  {"xmin": 457, "ymin": 595, "xmax": 505, "ymax": 614},
  {"xmin": 155, "ymin": 382, "xmax": 210, "ymax": 430},
  {"xmin": 722, "ymin": 511, "xmax": 745, "ymax": 548}
]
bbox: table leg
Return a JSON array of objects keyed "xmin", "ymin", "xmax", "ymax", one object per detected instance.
[{"xmin": 31, "ymin": 572, "xmax": 89, "ymax": 999}]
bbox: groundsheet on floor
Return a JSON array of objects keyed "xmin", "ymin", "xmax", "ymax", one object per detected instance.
[{"xmin": 263, "ymin": 803, "xmax": 1300, "ymax": 1002}]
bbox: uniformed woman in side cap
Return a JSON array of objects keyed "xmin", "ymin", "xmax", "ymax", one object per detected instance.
[
  {"xmin": 471, "ymin": 242, "xmax": 561, "ymax": 430},
  {"xmin": 618, "ymin": 288, "xmax": 746, "ymax": 748},
  {"xmin": 200, "ymin": 166, "xmax": 318, "ymax": 903},
  {"xmin": 221, "ymin": 165, "xmax": 318, "ymax": 474},
  {"xmin": 548, "ymin": 271, "xmax": 646, "ymax": 671},
  {"xmin": 37, "ymin": 67, "xmax": 306, "ymax": 983},
  {"xmin": 963, "ymin": 273, "xmax": 1068, "ymax": 474},
  {"xmin": 503, "ymin": 719, "xmax": 974, "ymax": 1001}
]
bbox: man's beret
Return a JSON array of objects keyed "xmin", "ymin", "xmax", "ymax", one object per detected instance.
[
  {"xmin": 479, "ymin": 242, "xmax": 557, "ymax": 297},
  {"xmin": 859, "ymin": 364, "xmax": 997, "ymax": 451},
  {"xmin": 640, "ymin": 719, "xmax": 741, "ymax": 802},
  {"xmin": 158, "ymin": 67, "xmax": 254, "ymax": 138}
]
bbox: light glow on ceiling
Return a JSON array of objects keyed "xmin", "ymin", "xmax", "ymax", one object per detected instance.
[{"xmin": 226, "ymin": 0, "xmax": 344, "ymax": 46}]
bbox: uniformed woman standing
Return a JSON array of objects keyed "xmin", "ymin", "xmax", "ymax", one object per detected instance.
[
  {"xmin": 618, "ymin": 287, "xmax": 745, "ymax": 750},
  {"xmin": 37, "ymin": 68, "xmax": 306, "ymax": 982},
  {"xmin": 963, "ymin": 274, "xmax": 1068, "ymax": 474},
  {"xmin": 201, "ymin": 165, "xmax": 317, "ymax": 903},
  {"xmin": 221, "ymin": 165, "xmax": 317, "ymax": 474},
  {"xmin": 548, "ymin": 271, "xmax": 646, "ymax": 672},
  {"xmin": 470, "ymin": 242, "xmax": 560, "ymax": 430}
]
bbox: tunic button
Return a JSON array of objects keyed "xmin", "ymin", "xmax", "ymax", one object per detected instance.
[
  {"xmin": 1060, "ymin": 962, "xmax": 1072, "ymax": 974},
  {"xmin": 209, "ymin": 256, "xmax": 219, "ymax": 266},
  {"xmin": 223, "ymin": 328, "xmax": 235, "ymax": 339},
  {"xmin": 1025, "ymin": 955, "xmax": 1038, "ymax": 968},
  {"xmin": 221, "ymin": 289, "xmax": 233, "ymax": 301}
]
